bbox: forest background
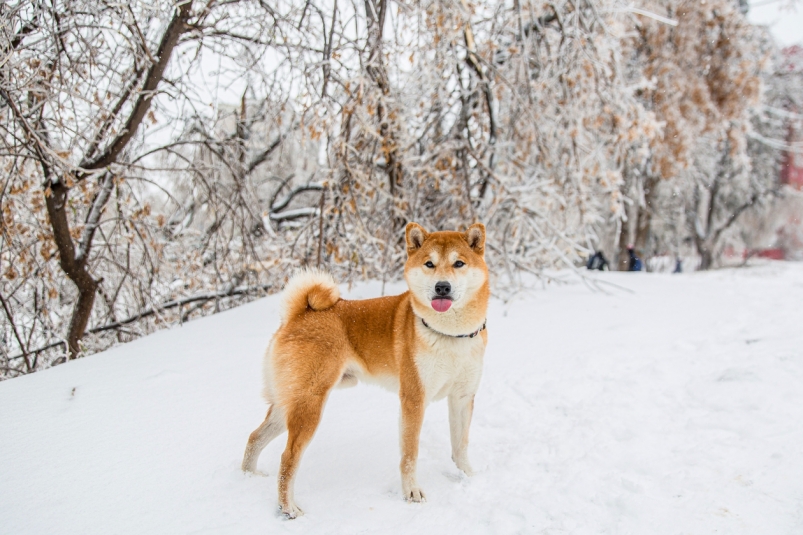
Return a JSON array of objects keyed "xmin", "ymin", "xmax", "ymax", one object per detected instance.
[{"xmin": 1, "ymin": 0, "xmax": 802, "ymax": 377}]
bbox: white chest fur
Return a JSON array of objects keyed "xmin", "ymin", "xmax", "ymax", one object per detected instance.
[{"xmin": 414, "ymin": 324, "xmax": 486, "ymax": 402}]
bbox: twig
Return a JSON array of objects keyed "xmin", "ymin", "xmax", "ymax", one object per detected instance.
[{"xmin": 6, "ymin": 284, "xmax": 273, "ymax": 361}]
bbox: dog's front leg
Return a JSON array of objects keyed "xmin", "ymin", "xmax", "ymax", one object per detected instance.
[
  {"xmin": 448, "ymin": 392, "xmax": 475, "ymax": 476},
  {"xmin": 399, "ymin": 389, "xmax": 426, "ymax": 502}
]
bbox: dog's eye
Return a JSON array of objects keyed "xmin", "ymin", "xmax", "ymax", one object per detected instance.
[
  {"xmin": 454, "ymin": 261, "xmax": 465, "ymax": 268},
  {"xmin": 424, "ymin": 261, "xmax": 435, "ymax": 268}
]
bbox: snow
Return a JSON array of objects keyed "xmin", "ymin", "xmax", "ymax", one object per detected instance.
[{"xmin": 2, "ymin": 262, "xmax": 803, "ymax": 534}]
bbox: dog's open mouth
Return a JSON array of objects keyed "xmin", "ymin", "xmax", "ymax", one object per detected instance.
[{"xmin": 431, "ymin": 298, "xmax": 452, "ymax": 312}]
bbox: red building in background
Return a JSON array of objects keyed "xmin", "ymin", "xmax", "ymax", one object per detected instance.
[
  {"xmin": 781, "ymin": 134, "xmax": 803, "ymax": 189},
  {"xmin": 742, "ymin": 46, "xmax": 803, "ymax": 261},
  {"xmin": 774, "ymin": 45, "xmax": 803, "ymax": 260},
  {"xmin": 780, "ymin": 45, "xmax": 803, "ymax": 191}
]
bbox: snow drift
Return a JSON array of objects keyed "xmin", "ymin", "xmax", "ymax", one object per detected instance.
[{"xmin": 1, "ymin": 263, "xmax": 802, "ymax": 534}]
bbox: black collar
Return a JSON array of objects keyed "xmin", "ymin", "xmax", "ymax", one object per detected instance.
[{"xmin": 420, "ymin": 318, "xmax": 486, "ymax": 338}]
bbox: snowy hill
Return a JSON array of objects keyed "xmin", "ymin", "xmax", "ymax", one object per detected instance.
[{"xmin": 2, "ymin": 263, "xmax": 802, "ymax": 534}]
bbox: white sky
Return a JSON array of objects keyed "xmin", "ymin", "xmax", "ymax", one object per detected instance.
[{"xmin": 748, "ymin": 0, "xmax": 803, "ymax": 46}]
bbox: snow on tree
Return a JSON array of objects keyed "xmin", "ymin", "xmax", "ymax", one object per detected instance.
[
  {"xmin": 617, "ymin": 0, "xmax": 766, "ymax": 269},
  {"xmin": 0, "ymin": 0, "xmax": 793, "ymax": 377},
  {"xmin": 0, "ymin": 1, "xmax": 291, "ymax": 374}
]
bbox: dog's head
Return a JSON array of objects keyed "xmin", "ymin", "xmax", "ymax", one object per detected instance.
[{"xmin": 404, "ymin": 222, "xmax": 489, "ymax": 329}]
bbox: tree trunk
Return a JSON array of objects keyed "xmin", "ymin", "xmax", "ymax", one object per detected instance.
[
  {"xmin": 617, "ymin": 191, "xmax": 654, "ymax": 270},
  {"xmin": 699, "ymin": 249, "xmax": 713, "ymax": 270},
  {"xmin": 695, "ymin": 236, "xmax": 715, "ymax": 271},
  {"xmin": 67, "ymin": 277, "xmax": 99, "ymax": 358},
  {"xmin": 364, "ymin": 0, "xmax": 405, "ymax": 233},
  {"xmin": 44, "ymin": 182, "xmax": 99, "ymax": 358},
  {"xmin": 633, "ymin": 203, "xmax": 652, "ymax": 268},
  {"xmin": 616, "ymin": 218, "xmax": 630, "ymax": 271},
  {"xmin": 634, "ymin": 175, "xmax": 658, "ymax": 268},
  {"xmin": 41, "ymin": 2, "xmax": 192, "ymax": 358}
]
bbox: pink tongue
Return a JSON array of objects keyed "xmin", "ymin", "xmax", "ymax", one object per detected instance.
[{"xmin": 431, "ymin": 298, "xmax": 452, "ymax": 312}]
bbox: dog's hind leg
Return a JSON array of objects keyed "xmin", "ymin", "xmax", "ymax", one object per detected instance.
[
  {"xmin": 242, "ymin": 405, "xmax": 286, "ymax": 473},
  {"xmin": 277, "ymin": 394, "xmax": 328, "ymax": 519}
]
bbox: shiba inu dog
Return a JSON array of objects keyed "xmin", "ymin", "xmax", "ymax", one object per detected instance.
[{"xmin": 241, "ymin": 222, "xmax": 490, "ymax": 518}]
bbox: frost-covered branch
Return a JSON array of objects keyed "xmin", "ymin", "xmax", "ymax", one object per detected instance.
[{"xmin": 75, "ymin": 172, "xmax": 115, "ymax": 264}]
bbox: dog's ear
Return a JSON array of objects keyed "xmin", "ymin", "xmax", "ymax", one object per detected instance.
[
  {"xmin": 405, "ymin": 222, "xmax": 429, "ymax": 254},
  {"xmin": 464, "ymin": 223, "xmax": 485, "ymax": 255}
]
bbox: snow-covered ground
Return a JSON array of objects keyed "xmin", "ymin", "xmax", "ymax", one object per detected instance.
[{"xmin": 2, "ymin": 262, "xmax": 802, "ymax": 534}]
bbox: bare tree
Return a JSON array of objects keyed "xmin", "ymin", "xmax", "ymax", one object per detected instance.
[
  {"xmin": 0, "ymin": 0, "xmax": 294, "ymax": 373},
  {"xmin": 0, "ymin": 0, "xmax": 786, "ymax": 378},
  {"xmin": 617, "ymin": 0, "xmax": 763, "ymax": 269}
]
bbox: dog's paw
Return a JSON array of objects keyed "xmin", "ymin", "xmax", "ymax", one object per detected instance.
[
  {"xmin": 452, "ymin": 454, "xmax": 474, "ymax": 477},
  {"xmin": 457, "ymin": 463, "xmax": 474, "ymax": 477},
  {"xmin": 279, "ymin": 502, "xmax": 304, "ymax": 519},
  {"xmin": 404, "ymin": 487, "xmax": 426, "ymax": 503},
  {"xmin": 241, "ymin": 457, "xmax": 259, "ymax": 474},
  {"xmin": 242, "ymin": 467, "xmax": 268, "ymax": 477}
]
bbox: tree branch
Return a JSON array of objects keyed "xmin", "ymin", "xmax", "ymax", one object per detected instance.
[
  {"xmin": 85, "ymin": 283, "xmax": 272, "ymax": 335},
  {"xmin": 246, "ymin": 121, "xmax": 299, "ymax": 174},
  {"xmin": 75, "ymin": 172, "xmax": 115, "ymax": 264},
  {"xmin": 271, "ymin": 184, "xmax": 323, "ymax": 213},
  {"xmin": 6, "ymin": 284, "xmax": 274, "ymax": 361},
  {"xmin": 81, "ymin": 70, "xmax": 145, "ymax": 165},
  {"xmin": 711, "ymin": 189, "xmax": 776, "ymax": 246},
  {"xmin": 0, "ymin": 291, "xmax": 31, "ymax": 371},
  {"xmin": 80, "ymin": 1, "xmax": 194, "ymax": 171}
]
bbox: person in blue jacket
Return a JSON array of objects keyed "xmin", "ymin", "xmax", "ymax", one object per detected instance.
[{"xmin": 627, "ymin": 245, "xmax": 643, "ymax": 271}]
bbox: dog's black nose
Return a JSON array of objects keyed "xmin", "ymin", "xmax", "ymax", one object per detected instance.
[{"xmin": 434, "ymin": 281, "xmax": 451, "ymax": 297}]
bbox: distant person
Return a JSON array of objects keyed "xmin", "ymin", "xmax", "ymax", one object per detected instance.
[
  {"xmin": 627, "ymin": 245, "xmax": 643, "ymax": 272},
  {"xmin": 673, "ymin": 257, "xmax": 682, "ymax": 273},
  {"xmin": 586, "ymin": 251, "xmax": 609, "ymax": 271}
]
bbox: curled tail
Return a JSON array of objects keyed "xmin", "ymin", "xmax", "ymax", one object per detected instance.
[{"xmin": 280, "ymin": 268, "xmax": 340, "ymax": 323}]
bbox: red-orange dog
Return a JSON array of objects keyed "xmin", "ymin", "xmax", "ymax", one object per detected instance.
[{"xmin": 242, "ymin": 222, "xmax": 490, "ymax": 518}]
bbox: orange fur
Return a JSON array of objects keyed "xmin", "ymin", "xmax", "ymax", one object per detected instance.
[
  {"xmin": 278, "ymin": 268, "xmax": 340, "ymax": 322},
  {"xmin": 242, "ymin": 223, "xmax": 490, "ymax": 518}
]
